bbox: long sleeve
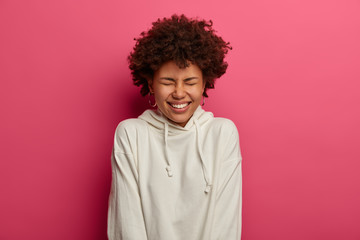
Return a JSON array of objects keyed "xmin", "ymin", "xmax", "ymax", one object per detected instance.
[
  {"xmin": 107, "ymin": 124, "xmax": 148, "ymax": 240},
  {"xmin": 211, "ymin": 123, "xmax": 242, "ymax": 239}
]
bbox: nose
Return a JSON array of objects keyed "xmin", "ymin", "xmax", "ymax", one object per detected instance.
[{"xmin": 172, "ymin": 84, "xmax": 186, "ymax": 99}]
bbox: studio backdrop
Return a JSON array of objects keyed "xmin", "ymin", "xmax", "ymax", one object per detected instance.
[{"xmin": 1, "ymin": 0, "xmax": 359, "ymax": 239}]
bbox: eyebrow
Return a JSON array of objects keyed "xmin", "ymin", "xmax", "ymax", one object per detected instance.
[{"xmin": 159, "ymin": 77, "xmax": 199, "ymax": 81}]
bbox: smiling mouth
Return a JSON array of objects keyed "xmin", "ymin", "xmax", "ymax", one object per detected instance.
[{"xmin": 168, "ymin": 102, "xmax": 191, "ymax": 109}]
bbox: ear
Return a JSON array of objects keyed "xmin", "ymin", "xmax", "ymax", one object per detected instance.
[
  {"xmin": 147, "ymin": 78, "xmax": 154, "ymax": 94},
  {"xmin": 202, "ymin": 79, "xmax": 206, "ymax": 93}
]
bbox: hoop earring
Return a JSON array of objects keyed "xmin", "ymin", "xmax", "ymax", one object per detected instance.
[
  {"xmin": 148, "ymin": 93, "xmax": 157, "ymax": 107},
  {"xmin": 202, "ymin": 97, "xmax": 205, "ymax": 106}
]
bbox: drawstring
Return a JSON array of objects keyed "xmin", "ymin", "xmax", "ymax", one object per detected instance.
[
  {"xmin": 162, "ymin": 119, "xmax": 212, "ymax": 193},
  {"xmin": 164, "ymin": 122, "xmax": 173, "ymax": 177},
  {"xmin": 195, "ymin": 120, "xmax": 212, "ymax": 193}
]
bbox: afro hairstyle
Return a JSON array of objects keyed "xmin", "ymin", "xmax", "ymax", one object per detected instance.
[{"xmin": 128, "ymin": 14, "xmax": 232, "ymax": 97}]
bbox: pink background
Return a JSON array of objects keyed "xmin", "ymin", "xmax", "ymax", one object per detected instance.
[{"xmin": 1, "ymin": 0, "xmax": 360, "ymax": 239}]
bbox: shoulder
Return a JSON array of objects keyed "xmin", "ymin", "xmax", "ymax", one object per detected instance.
[
  {"xmin": 116, "ymin": 118, "xmax": 147, "ymax": 132},
  {"xmin": 114, "ymin": 118, "xmax": 148, "ymax": 136},
  {"xmin": 204, "ymin": 117, "xmax": 240, "ymax": 147},
  {"xmin": 113, "ymin": 118, "xmax": 148, "ymax": 153},
  {"xmin": 208, "ymin": 117, "xmax": 238, "ymax": 135}
]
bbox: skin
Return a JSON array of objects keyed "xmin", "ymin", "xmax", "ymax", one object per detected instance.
[{"xmin": 148, "ymin": 61, "xmax": 205, "ymax": 127}]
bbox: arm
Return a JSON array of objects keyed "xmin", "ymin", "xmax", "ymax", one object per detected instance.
[
  {"xmin": 212, "ymin": 122, "xmax": 242, "ymax": 239},
  {"xmin": 107, "ymin": 123, "xmax": 148, "ymax": 240}
]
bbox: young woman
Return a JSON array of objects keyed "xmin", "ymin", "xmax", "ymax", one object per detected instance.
[{"xmin": 107, "ymin": 14, "xmax": 242, "ymax": 240}]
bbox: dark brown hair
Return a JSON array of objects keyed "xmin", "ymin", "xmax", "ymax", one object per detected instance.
[{"xmin": 128, "ymin": 14, "xmax": 232, "ymax": 97}]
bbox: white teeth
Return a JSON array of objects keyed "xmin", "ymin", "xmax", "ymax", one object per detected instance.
[{"xmin": 171, "ymin": 103, "xmax": 189, "ymax": 109}]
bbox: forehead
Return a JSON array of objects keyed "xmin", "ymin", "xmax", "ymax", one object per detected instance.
[{"xmin": 155, "ymin": 61, "xmax": 202, "ymax": 78}]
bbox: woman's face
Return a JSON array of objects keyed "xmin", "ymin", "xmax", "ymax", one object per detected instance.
[{"xmin": 149, "ymin": 61, "xmax": 205, "ymax": 127}]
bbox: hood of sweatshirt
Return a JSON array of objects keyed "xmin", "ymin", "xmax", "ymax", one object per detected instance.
[{"xmin": 138, "ymin": 106, "xmax": 214, "ymax": 193}]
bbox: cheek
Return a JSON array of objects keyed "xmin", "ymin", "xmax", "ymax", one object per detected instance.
[
  {"xmin": 154, "ymin": 87, "xmax": 171, "ymax": 100},
  {"xmin": 190, "ymin": 87, "xmax": 204, "ymax": 100}
]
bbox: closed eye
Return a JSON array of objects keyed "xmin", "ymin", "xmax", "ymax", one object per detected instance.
[
  {"xmin": 159, "ymin": 77, "xmax": 175, "ymax": 85},
  {"xmin": 184, "ymin": 77, "xmax": 199, "ymax": 86}
]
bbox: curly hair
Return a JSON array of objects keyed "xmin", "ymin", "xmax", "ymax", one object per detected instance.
[{"xmin": 128, "ymin": 14, "xmax": 232, "ymax": 97}]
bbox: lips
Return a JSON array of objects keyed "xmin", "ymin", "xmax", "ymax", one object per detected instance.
[
  {"xmin": 169, "ymin": 102, "xmax": 190, "ymax": 109},
  {"xmin": 167, "ymin": 102, "xmax": 191, "ymax": 111}
]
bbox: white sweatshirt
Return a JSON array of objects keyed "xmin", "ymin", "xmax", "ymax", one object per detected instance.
[{"xmin": 107, "ymin": 106, "xmax": 242, "ymax": 240}]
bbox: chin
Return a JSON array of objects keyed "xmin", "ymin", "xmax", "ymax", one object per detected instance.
[{"xmin": 167, "ymin": 114, "xmax": 192, "ymax": 127}]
